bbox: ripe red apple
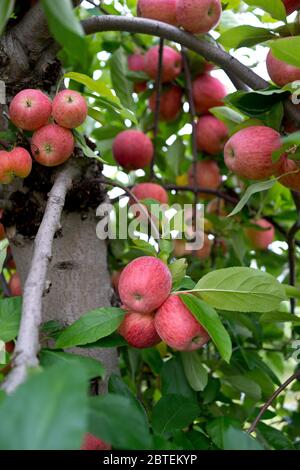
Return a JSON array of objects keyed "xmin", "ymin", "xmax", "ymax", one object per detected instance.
[
  {"xmin": 131, "ymin": 182, "xmax": 169, "ymax": 204},
  {"xmin": 0, "ymin": 147, "xmax": 32, "ymax": 184},
  {"xmin": 137, "ymin": 0, "xmax": 177, "ymax": 25},
  {"xmin": 276, "ymin": 157, "xmax": 300, "ymax": 191},
  {"xmin": 119, "ymin": 311, "xmax": 161, "ymax": 348},
  {"xmin": 128, "ymin": 53, "xmax": 147, "ymax": 93},
  {"xmin": 112, "ymin": 130, "xmax": 153, "ymax": 170},
  {"xmin": 31, "ymin": 124, "xmax": 75, "ymax": 167},
  {"xmin": 9, "ymin": 89, "xmax": 52, "ymax": 131},
  {"xmin": 224, "ymin": 126, "xmax": 284, "ymax": 180},
  {"xmin": 196, "ymin": 115, "xmax": 228, "ymax": 155},
  {"xmin": 188, "ymin": 160, "xmax": 222, "ymax": 199},
  {"xmin": 155, "ymin": 295, "xmax": 210, "ymax": 351},
  {"xmin": 144, "ymin": 46, "xmax": 182, "ymax": 83},
  {"xmin": 81, "ymin": 433, "xmax": 111, "ymax": 450},
  {"xmin": 118, "ymin": 256, "xmax": 172, "ymax": 313},
  {"xmin": 176, "ymin": 0, "xmax": 222, "ymax": 34},
  {"xmin": 149, "ymin": 85, "xmax": 183, "ymax": 122},
  {"xmin": 266, "ymin": 48, "xmax": 300, "ymax": 87},
  {"xmin": 52, "ymin": 90, "xmax": 87, "ymax": 129},
  {"xmin": 283, "ymin": 0, "xmax": 300, "ymax": 14},
  {"xmin": 5, "ymin": 341, "xmax": 15, "ymax": 354},
  {"xmin": 192, "ymin": 74, "xmax": 226, "ymax": 114},
  {"xmin": 9, "ymin": 273, "xmax": 22, "ymax": 296},
  {"xmin": 245, "ymin": 218, "xmax": 275, "ymax": 250}
]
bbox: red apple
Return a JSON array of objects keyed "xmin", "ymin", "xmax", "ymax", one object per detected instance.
[
  {"xmin": 118, "ymin": 256, "xmax": 172, "ymax": 313},
  {"xmin": 192, "ymin": 74, "xmax": 227, "ymax": 114},
  {"xmin": 137, "ymin": 0, "xmax": 177, "ymax": 25},
  {"xmin": 144, "ymin": 46, "xmax": 182, "ymax": 83},
  {"xmin": 5, "ymin": 341, "xmax": 15, "ymax": 354},
  {"xmin": 52, "ymin": 90, "xmax": 87, "ymax": 129},
  {"xmin": 31, "ymin": 124, "xmax": 75, "ymax": 167},
  {"xmin": 119, "ymin": 311, "xmax": 161, "ymax": 348},
  {"xmin": 149, "ymin": 85, "xmax": 183, "ymax": 122},
  {"xmin": 283, "ymin": 0, "xmax": 300, "ymax": 14},
  {"xmin": 266, "ymin": 48, "xmax": 300, "ymax": 87},
  {"xmin": 276, "ymin": 157, "xmax": 300, "ymax": 191},
  {"xmin": 176, "ymin": 0, "xmax": 222, "ymax": 34},
  {"xmin": 154, "ymin": 295, "xmax": 210, "ymax": 351},
  {"xmin": 9, "ymin": 273, "xmax": 22, "ymax": 296},
  {"xmin": 81, "ymin": 433, "xmax": 111, "ymax": 450},
  {"xmin": 245, "ymin": 218, "xmax": 275, "ymax": 250},
  {"xmin": 194, "ymin": 233, "xmax": 212, "ymax": 260},
  {"xmin": 128, "ymin": 53, "xmax": 147, "ymax": 93},
  {"xmin": 0, "ymin": 147, "xmax": 32, "ymax": 184},
  {"xmin": 112, "ymin": 130, "xmax": 153, "ymax": 170},
  {"xmin": 196, "ymin": 115, "xmax": 228, "ymax": 155},
  {"xmin": 173, "ymin": 239, "xmax": 187, "ymax": 257},
  {"xmin": 224, "ymin": 126, "xmax": 284, "ymax": 180},
  {"xmin": 188, "ymin": 160, "xmax": 222, "ymax": 199},
  {"xmin": 9, "ymin": 89, "xmax": 52, "ymax": 131},
  {"xmin": 131, "ymin": 182, "xmax": 169, "ymax": 204}
]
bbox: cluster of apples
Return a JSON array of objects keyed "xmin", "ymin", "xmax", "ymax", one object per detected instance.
[
  {"xmin": 117, "ymin": 256, "xmax": 210, "ymax": 350},
  {"xmin": 0, "ymin": 88, "xmax": 88, "ymax": 184}
]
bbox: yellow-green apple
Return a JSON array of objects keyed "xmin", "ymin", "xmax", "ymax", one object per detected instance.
[
  {"xmin": 0, "ymin": 147, "xmax": 32, "ymax": 184},
  {"xmin": 196, "ymin": 115, "xmax": 228, "ymax": 155},
  {"xmin": 137, "ymin": 0, "xmax": 177, "ymax": 25},
  {"xmin": 119, "ymin": 311, "xmax": 161, "ymax": 348},
  {"xmin": 224, "ymin": 126, "xmax": 284, "ymax": 180},
  {"xmin": 131, "ymin": 182, "xmax": 169, "ymax": 204},
  {"xmin": 188, "ymin": 160, "xmax": 222, "ymax": 199},
  {"xmin": 31, "ymin": 124, "xmax": 75, "ymax": 167},
  {"xmin": 112, "ymin": 130, "xmax": 153, "ymax": 170},
  {"xmin": 81, "ymin": 433, "xmax": 111, "ymax": 450},
  {"xmin": 192, "ymin": 74, "xmax": 226, "ymax": 114},
  {"xmin": 176, "ymin": 0, "xmax": 222, "ymax": 34},
  {"xmin": 52, "ymin": 90, "xmax": 87, "ymax": 129},
  {"xmin": 9, "ymin": 273, "xmax": 22, "ymax": 296},
  {"xmin": 9, "ymin": 89, "xmax": 52, "ymax": 131},
  {"xmin": 144, "ymin": 45, "xmax": 182, "ymax": 83},
  {"xmin": 149, "ymin": 85, "xmax": 183, "ymax": 121},
  {"xmin": 128, "ymin": 53, "xmax": 147, "ymax": 93},
  {"xmin": 266, "ymin": 48, "xmax": 300, "ymax": 87},
  {"xmin": 118, "ymin": 256, "xmax": 172, "ymax": 313},
  {"xmin": 154, "ymin": 295, "xmax": 210, "ymax": 351},
  {"xmin": 245, "ymin": 218, "xmax": 275, "ymax": 250}
]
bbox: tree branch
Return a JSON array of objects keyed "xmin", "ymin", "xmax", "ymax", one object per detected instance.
[
  {"xmin": 150, "ymin": 38, "xmax": 164, "ymax": 180},
  {"xmin": 2, "ymin": 163, "xmax": 77, "ymax": 394}
]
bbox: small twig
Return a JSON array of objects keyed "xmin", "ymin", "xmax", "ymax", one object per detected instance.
[
  {"xmin": 162, "ymin": 184, "xmax": 238, "ymax": 205},
  {"xmin": 287, "ymin": 192, "xmax": 300, "ymax": 313},
  {"xmin": 247, "ymin": 369, "xmax": 300, "ymax": 434},
  {"xmin": 84, "ymin": 0, "xmax": 108, "ymax": 14},
  {"xmin": 150, "ymin": 38, "xmax": 164, "ymax": 181}
]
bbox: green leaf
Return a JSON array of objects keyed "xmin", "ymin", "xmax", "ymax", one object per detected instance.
[
  {"xmin": 55, "ymin": 307, "xmax": 125, "ymax": 349},
  {"xmin": 165, "ymin": 138, "xmax": 185, "ymax": 178},
  {"xmin": 0, "ymin": 0, "xmax": 14, "ymax": 35},
  {"xmin": 244, "ymin": 0, "xmax": 286, "ymax": 21},
  {"xmin": 272, "ymin": 131, "xmax": 300, "ymax": 162},
  {"xmin": 223, "ymin": 426, "xmax": 263, "ymax": 450},
  {"xmin": 270, "ymin": 36, "xmax": 300, "ymax": 69},
  {"xmin": 88, "ymin": 394, "xmax": 152, "ymax": 450},
  {"xmin": 210, "ymin": 106, "xmax": 245, "ymax": 134},
  {"xmin": 0, "ymin": 239, "xmax": 9, "ymax": 272},
  {"xmin": 108, "ymin": 374, "xmax": 149, "ymax": 421},
  {"xmin": 152, "ymin": 394, "xmax": 200, "ymax": 436},
  {"xmin": 225, "ymin": 375, "xmax": 261, "ymax": 400},
  {"xmin": 206, "ymin": 417, "xmax": 239, "ymax": 449},
  {"xmin": 161, "ymin": 356, "xmax": 195, "ymax": 399},
  {"xmin": 260, "ymin": 311, "xmax": 300, "ymax": 324},
  {"xmin": 39, "ymin": 349, "xmax": 105, "ymax": 380},
  {"xmin": 74, "ymin": 130, "xmax": 107, "ymax": 163},
  {"xmin": 180, "ymin": 295, "xmax": 232, "ymax": 363},
  {"xmin": 181, "ymin": 352, "xmax": 208, "ymax": 391},
  {"xmin": 228, "ymin": 179, "xmax": 276, "ymax": 216},
  {"xmin": 257, "ymin": 423, "xmax": 294, "ymax": 450},
  {"xmin": 219, "ymin": 25, "xmax": 275, "ymax": 49},
  {"xmin": 193, "ymin": 267, "xmax": 287, "ymax": 313},
  {"xmin": 87, "ymin": 107, "xmax": 105, "ymax": 125},
  {"xmin": 65, "ymin": 72, "xmax": 119, "ymax": 103},
  {"xmin": 130, "ymin": 239, "xmax": 158, "ymax": 257},
  {"xmin": 226, "ymin": 88, "xmax": 289, "ymax": 115},
  {"xmin": 110, "ymin": 48, "xmax": 135, "ymax": 111},
  {"xmin": 0, "ymin": 297, "xmax": 22, "ymax": 342},
  {"xmin": 0, "ymin": 364, "xmax": 89, "ymax": 450},
  {"xmin": 41, "ymin": 0, "xmax": 87, "ymax": 67},
  {"xmin": 169, "ymin": 258, "xmax": 188, "ymax": 286}
]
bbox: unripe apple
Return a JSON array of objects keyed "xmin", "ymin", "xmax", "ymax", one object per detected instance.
[
  {"xmin": 224, "ymin": 126, "xmax": 284, "ymax": 180},
  {"xmin": 31, "ymin": 124, "xmax": 75, "ymax": 167},
  {"xmin": 118, "ymin": 256, "xmax": 172, "ymax": 313},
  {"xmin": 112, "ymin": 130, "xmax": 153, "ymax": 170},
  {"xmin": 283, "ymin": 0, "xmax": 300, "ymax": 14},
  {"xmin": 131, "ymin": 182, "xmax": 169, "ymax": 204},
  {"xmin": 128, "ymin": 53, "xmax": 147, "ymax": 93},
  {"xmin": 144, "ymin": 46, "xmax": 182, "ymax": 83},
  {"xmin": 266, "ymin": 48, "xmax": 300, "ymax": 87},
  {"xmin": 149, "ymin": 85, "xmax": 183, "ymax": 122},
  {"xmin": 176, "ymin": 0, "xmax": 222, "ymax": 34},
  {"xmin": 188, "ymin": 160, "xmax": 222, "ymax": 199},
  {"xmin": 192, "ymin": 74, "xmax": 226, "ymax": 114},
  {"xmin": 196, "ymin": 115, "xmax": 228, "ymax": 155},
  {"xmin": 245, "ymin": 218, "xmax": 275, "ymax": 250},
  {"xmin": 276, "ymin": 157, "xmax": 300, "ymax": 191},
  {"xmin": 155, "ymin": 295, "xmax": 210, "ymax": 351},
  {"xmin": 81, "ymin": 433, "xmax": 111, "ymax": 450},
  {"xmin": 119, "ymin": 311, "xmax": 161, "ymax": 348},
  {"xmin": 194, "ymin": 233, "xmax": 212, "ymax": 260},
  {"xmin": 137, "ymin": 0, "xmax": 177, "ymax": 25},
  {"xmin": 9, "ymin": 89, "xmax": 52, "ymax": 131},
  {"xmin": 0, "ymin": 147, "xmax": 32, "ymax": 184},
  {"xmin": 52, "ymin": 90, "xmax": 87, "ymax": 129},
  {"xmin": 9, "ymin": 273, "xmax": 22, "ymax": 296}
]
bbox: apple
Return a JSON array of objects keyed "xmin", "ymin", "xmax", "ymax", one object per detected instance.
[
  {"xmin": 173, "ymin": 239, "xmax": 187, "ymax": 257},
  {"xmin": 118, "ymin": 256, "xmax": 172, "ymax": 313},
  {"xmin": 112, "ymin": 130, "xmax": 153, "ymax": 170},
  {"xmin": 154, "ymin": 295, "xmax": 210, "ymax": 351},
  {"xmin": 119, "ymin": 311, "xmax": 161, "ymax": 348},
  {"xmin": 52, "ymin": 90, "xmax": 87, "ymax": 129},
  {"xmin": 276, "ymin": 157, "xmax": 300, "ymax": 191},
  {"xmin": 6, "ymin": 247, "xmax": 16, "ymax": 270},
  {"xmin": 128, "ymin": 53, "xmax": 147, "ymax": 93},
  {"xmin": 0, "ymin": 147, "xmax": 32, "ymax": 184},
  {"xmin": 137, "ymin": 0, "xmax": 177, "ymax": 25},
  {"xmin": 131, "ymin": 182, "xmax": 169, "ymax": 204},
  {"xmin": 81, "ymin": 433, "xmax": 111, "ymax": 450},
  {"xmin": 144, "ymin": 45, "xmax": 182, "ymax": 83},
  {"xmin": 9, "ymin": 273, "xmax": 22, "ymax": 296},
  {"xmin": 0, "ymin": 223, "xmax": 5, "ymax": 240},
  {"xmin": 196, "ymin": 115, "xmax": 228, "ymax": 155},
  {"xmin": 245, "ymin": 218, "xmax": 275, "ymax": 250},
  {"xmin": 31, "ymin": 124, "xmax": 75, "ymax": 167},
  {"xmin": 206, "ymin": 198, "xmax": 227, "ymax": 216},
  {"xmin": 224, "ymin": 126, "xmax": 284, "ymax": 180},
  {"xmin": 283, "ymin": 0, "xmax": 300, "ymax": 14},
  {"xmin": 149, "ymin": 85, "xmax": 183, "ymax": 121},
  {"xmin": 9, "ymin": 89, "xmax": 52, "ymax": 131},
  {"xmin": 5, "ymin": 341, "xmax": 15, "ymax": 354},
  {"xmin": 176, "ymin": 0, "xmax": 222, "ymax": 34},
  {"xmin": 194, "ymin": 233, "xmax": 212, "ymax": 260},
  {"xmin": 188, "ymin": 160, "xmax": 222, "ymax": 198},
  {"xmin": 192, "ymin": 74, "xmax": 227, "ymax": 114},
  {"xmin": 266, "ymin": 48, "xmax": 300, "ymax": 87}
]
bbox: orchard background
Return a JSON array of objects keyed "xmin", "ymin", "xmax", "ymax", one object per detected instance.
[{"xmin": 0, "ymin": 0, "xmax": 300, "ymax": 451}]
